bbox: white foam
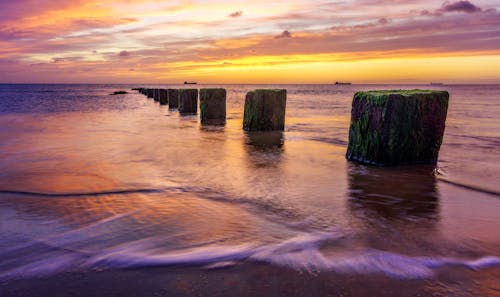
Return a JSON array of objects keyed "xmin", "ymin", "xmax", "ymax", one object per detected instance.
[{"xmin": 1, "ymin": 231, "xmax": 499, "ymax": 281}]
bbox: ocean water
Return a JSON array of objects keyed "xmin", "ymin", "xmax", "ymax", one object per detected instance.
[{"xmin": 0, "ymin": 84, "xmax": 499, "ymax": 286}]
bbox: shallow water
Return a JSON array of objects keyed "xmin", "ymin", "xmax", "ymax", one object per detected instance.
[{"xmin": 0, "ymin": 84, "xmax": 499, "ymax": 285}]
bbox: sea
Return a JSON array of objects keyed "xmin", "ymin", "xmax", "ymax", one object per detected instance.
[{"xmin": 0, "ymin": 84, "xmax": 499, "ymax": 296}]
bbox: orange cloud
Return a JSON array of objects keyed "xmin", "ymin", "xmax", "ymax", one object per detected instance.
[{"xmin": 0, "ymin": 0, "xmax": 499, "ymax": 83}]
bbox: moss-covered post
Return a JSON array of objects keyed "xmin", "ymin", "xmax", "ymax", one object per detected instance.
[
  {"xmin": 199, "ymin": 88, "xmax": 226, "ymax": 125},
  {"xmin": 179, "ymin": 89, "xmax": 198, "ymax": 114},
  {"xmin": 346, "ymin": 89, "xmax": 449, "ymax": 166},
  {"xmin": 168, "ymin": 89, "xmax": 179, "ymax": 109},
  {"xmin": 243, "ymin": 89, "xmax": 286, "ymax": 131},
  {"xmin": 159, "ymin": 89, "xmax": 168, "ymax": 105}
]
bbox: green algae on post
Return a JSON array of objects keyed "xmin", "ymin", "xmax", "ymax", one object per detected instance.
[
  {"xmin": 243, "ymin": 89, "xmax": 287, "ymax": 131},
  {"xmin": 346, "ymin": 89, "xmax": 449, "ymax": 166},
  {"xmin": 200, "ymin": 88, "xmax": 226, "ymax": 125},
  {"xmin": 179, "ymin": 89, "xmax": 198, "ymax": 114}
]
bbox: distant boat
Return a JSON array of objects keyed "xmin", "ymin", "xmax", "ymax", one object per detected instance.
[
  {"xmin": 430, "ymin": 83, "xmax": 444, "ymax": 86},
  {"xmin": 335, "ymin": 82, "xmax": 352, "ymax": 85},
  {"xmin": 184, "ymin": 81, "xmax": 197, "ymax": 85}
]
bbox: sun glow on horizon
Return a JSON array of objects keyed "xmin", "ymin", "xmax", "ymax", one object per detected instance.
[{"xmin": 1, "ymin": 0, "xmax": 499, "ymax": 83}]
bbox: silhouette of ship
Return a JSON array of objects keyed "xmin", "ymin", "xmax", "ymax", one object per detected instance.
[
  {"xmin": 335, "ymin": 82, "xmax": 352, "ymax": 85},
  {"xmin": 184, "ymin": 81, "xmax": 197, "ymax": 85}
]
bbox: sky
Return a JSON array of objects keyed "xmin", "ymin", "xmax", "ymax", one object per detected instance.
[{"xmin": 0, "ymin": 0, "xmax": 499, "ymax": 84}]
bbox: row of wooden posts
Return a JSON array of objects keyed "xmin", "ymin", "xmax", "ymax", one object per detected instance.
[
  {"xmin": 135, "ymin": 87, "xmax": 286, "ymax": 130},
  {"xmin": 133, "ymin": 87, "xmax": 449, "ymax": 167}
]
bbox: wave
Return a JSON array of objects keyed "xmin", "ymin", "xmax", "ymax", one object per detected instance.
[
  {"xmin": 0, "ymin": 188, "xmax": 164, "ymax": 197},
  {"xmin": 437, "ymin": 176, "xmax": 500, "ymax": 197},
  {"xmin": 1, "ymin": 231, "xmax": 499, "ymax": 281}
]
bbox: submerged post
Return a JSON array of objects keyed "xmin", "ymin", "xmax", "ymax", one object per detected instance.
[
  {"xmin": 179, "ymin": 89, "xmax": 198, "ymax": 114},
  {"xmin": 346, "ymin": 89, "xmax": 449, "ymax": 166},
  {"xmin": 243, "ymin": 89, "xmax": 286, "ymax": 131},
  {"xmin": 168, "ymin": 89, "xmax": 179, "ymax": 109},
  {"xmin": 159, "ymin": 89, "xmax": 168, "ymax": 105},
  {"xmin": 200, "ymin": 88, "xmax": 226, "ymax": 125},
  {"xmin": 147, "ymin": 89, "xmax": 154, "ymax": 98}
]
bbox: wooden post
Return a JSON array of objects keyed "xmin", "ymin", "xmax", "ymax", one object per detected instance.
[
  {"xmin": 200, "ymin": 88, "xmax": 226, "ymax": 125},
  {"xmin": 153, "ymin": 89, "xmax": 160, "ymax": 102},
  {"xmin": 168, "ymin": 89, "xmax": 179, "ymax": 109},
  {"xmin": 179, "ymin": 89, "xmax": 198, "ymax": 114},
  {"xmin": 346, "ymin": 89, "xmax": 449, "ymax": 166},
  {"xmin": 159, "ymin": 89, "xmax": 168, "ymax": 105},
  {"xmin": 243, "ymin": 89, "xmax": 286, "ymax": 131}
]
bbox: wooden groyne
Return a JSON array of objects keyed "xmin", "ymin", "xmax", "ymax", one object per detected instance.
[{"xmin": 134, "ymin": 87, "xmax": 450, "ymax": 167}]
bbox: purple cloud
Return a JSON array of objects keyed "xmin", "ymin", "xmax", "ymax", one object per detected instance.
[
  {"xmin": 441, "ymin": 1, "xmax": 482, "ymax": 13},
  {"xmin": 119, "ymin": 50, "xmax": 131, "ymax": 57},
  {"xmin": 275, "ymin": 30, "xmax": 292, "ymax": 39}
]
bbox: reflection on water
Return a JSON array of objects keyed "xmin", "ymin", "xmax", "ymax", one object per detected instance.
[
  {"xmin": 244, "ymin": 131, "xmax": 284, "ymax": 169},
  {"xmin": 245, "ymin": 131, "xmax": 284, "ymax": 148},
  {"xmin": 201, "ymin": 118, "xmax": 226, "ymax": 126},
  {"xmin": 347, "ymin": 163, "xmax": 439, "ymax": 224}
]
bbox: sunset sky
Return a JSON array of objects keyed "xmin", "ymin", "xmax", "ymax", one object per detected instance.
[{"xmin": 1, "ymin": 0, "xmax": 499, "ymax": 84}]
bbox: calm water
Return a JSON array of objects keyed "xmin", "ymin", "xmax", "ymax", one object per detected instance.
[{"xmin": 0, "ymin": 84, "xmax": 499, "ymax": 286}]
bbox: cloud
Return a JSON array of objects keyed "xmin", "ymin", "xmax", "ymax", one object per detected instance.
[
  {"xmin": 378, "ymin": 18, "xmax": 390, "ymax": 25},
  {"xmin": 52, "ymin": 57, "xmax": 82, "ymax": 63},
  {"xmin": 441, "ymin": 1, "xmax": 482, "ymax": 13},
  {"xmin": 275, "ymin": 30, "xmax": 292, "ymax": 39},
  {"xmin": 229, "ymin": 11, "xmax": 243, "ymax": 18},
  {"xmin": 1, "ymin": 0, "xmax": 499, "ymax": 83},
  {"xmin": 119, "ymin": 50, "xmax": 131, "ymax": 57}
]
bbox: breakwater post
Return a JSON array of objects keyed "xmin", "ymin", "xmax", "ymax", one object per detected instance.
[
  {"xmin": 168, "ymin": 89, "xmax": 179, "ymax": 109},
  {"xmin": 243, "ymin": 89, "xmax": 286, "ymax": 131},
  {"xmin": 179, "ymin": 89, "xmax": 198, "ymax": 114},
  {"xmin": 346, "ymin": 89, "xmax": 449, "ymax": 166},
  {"xmin": 159, "ymin": 89, "xmax": 168, "ymax": 105},
  {"xmin": 154, "ymin": 89, "xmax": 160, "ymax": 102},
  {"xmin": 147, "ymin": 89, "xmax": 154, "ymax": 99},
  {"xmin": 200, "ymin": 88, "xmax": 226, "ymax": 125}
]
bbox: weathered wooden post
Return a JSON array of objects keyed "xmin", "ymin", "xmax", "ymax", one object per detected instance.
[
  {"xmin": 147, "ymin": 89, "xmax": 154, "ymax": 99},
  {"xmin": 346, "ymin": 90, "xmax": 449, "ymax": 166},
  {"xmin": 168, "ymin": 89, "xmax": 179, "ymax": 109},
  {"xmin": 179, "ymin": 89, "xmax": 198, "ymax": 114},
  {"xmin": 159, "ymin": 89, "xmax": 168, "ymax": 105},
  {"xmin": 243, "ymin": 89, "xmax": 286, "ymax": 131},
  {"xmin": 199, "ymin": 88, "xmax": 226, "ymax": 125},
  {"xmin": 154, "ymin": 89, "xmax": 160, "ymax": 102}
]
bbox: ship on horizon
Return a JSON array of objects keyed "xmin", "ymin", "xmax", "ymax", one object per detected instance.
[
  {"xmin": 335, "ymin": 81, "xmax": 352, "ymax": 85},
  {"xmin": 184, "ymin": 81, "xmax": 197, "ymax": 85}
]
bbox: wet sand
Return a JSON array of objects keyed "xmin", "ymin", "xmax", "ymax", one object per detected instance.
[{"xmin": 2, "ymin": 264, "xmax": 500, "ymax": 297}]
